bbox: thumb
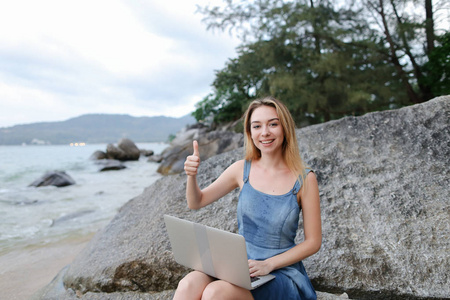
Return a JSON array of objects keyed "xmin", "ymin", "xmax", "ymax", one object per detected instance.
[{"xmin": 192, "ymin": 140, "xmax": 200, "ymax": 157}]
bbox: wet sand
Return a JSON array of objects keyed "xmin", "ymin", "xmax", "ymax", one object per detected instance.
[{"xmin": 0, "ymin": 235, "xmax": 93, "ymax": 300}]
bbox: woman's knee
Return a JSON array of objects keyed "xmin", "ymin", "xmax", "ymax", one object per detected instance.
[
  {"xmin": 202, "ymin": 280, "xmax": 252, "ymax": 300},
  {"xmin": 176, "ymin": 275, "xmax": 194, "ymax": 293},
  {"xmin": 174, "ymin": 271, "xmax": 213, "ymax": 299},
  {"xmin": 202, "ymin": 281, "xmax": 224, "ymax": 300}
]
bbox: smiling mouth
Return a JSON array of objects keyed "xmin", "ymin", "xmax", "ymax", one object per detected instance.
[{"xmin": 261, "ymin": 140, "xmax": 275, "ymax": 144}]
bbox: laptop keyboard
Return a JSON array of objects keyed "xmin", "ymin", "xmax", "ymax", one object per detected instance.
[{"xmin": 250, "ymin": 277, "xmax": 260, "ymax": 283}]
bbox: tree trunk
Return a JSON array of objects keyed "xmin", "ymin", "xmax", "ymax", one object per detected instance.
[
  {"xmin": 425, "ymin": 0, "xmax": 435, "ymax": 54},
  {"xmin": 309, "ymin": 0, "xmax": 322, "ymax": 55},
  {"xmin": 390, "ymin": 0, "xmax": 433, "ymax": 100},
  {"xmin": 378, "ymin": 0, "xmax": 421, "ymax": 103}
]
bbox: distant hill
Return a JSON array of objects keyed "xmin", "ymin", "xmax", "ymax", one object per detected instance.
[{"xmin": 0, "ymin": 114, "xmax": 197, "ymax": 145}]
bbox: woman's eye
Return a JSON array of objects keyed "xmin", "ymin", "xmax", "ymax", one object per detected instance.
[
  {"xmin": 253, "ymin": 125, "xmax": 261, "ymax": 129},
  {"xmin": 270, "ymin": 123, "xmax": 278, "ymax": 127}
]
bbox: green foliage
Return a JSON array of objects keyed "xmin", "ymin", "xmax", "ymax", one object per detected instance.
[
  {"xmin": 421, "ymin": 32, "xmax": 450, "ymax": 96},
  {"xmin": 167, "ymin": 134, "xmax": 176, "ymax": 143},
  {"xmin": 194, "ymin": 0, "xmax": 449, "ymax": 126}
]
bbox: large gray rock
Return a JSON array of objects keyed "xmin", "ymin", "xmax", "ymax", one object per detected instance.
[
  {"xmin": 96, "ymin": 159, "xmax": 126, "ymax": 172},
  {"xmin": 105, "ymin": 138, "xmax": 141, "ymax": 161},
  {"xmin": 299, "ymin": 96, "xmax": 449, "ymax": 298},
  {"xmin": 34, "ymin": 96, "xmax": 449, "ymax": 299},
  {"xmin": 62, "ymin": 151, "xmax": 242, "ymax": 295},
  {"xmin": 29, "ymin": 171, "xmax": 76, "ymax": 187},
  {"xmin": 90, "ymin": 150, "xmax": 107, "ymax": 160}
]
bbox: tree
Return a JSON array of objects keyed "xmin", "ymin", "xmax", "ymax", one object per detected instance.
[
  {"xmin": 362, "ymin": 0, "xmax": 440, "ymax": 102},
  {"xmin": 420, "ymin": 32, "xmax": 450, "ymax": 96},
  {"xmin": 195, "ymin": 0, "xmax": 448, "ymax": 125},
  {"xmin": 193, "ymin": 49, "xmax": 265, "ymax": 124}
]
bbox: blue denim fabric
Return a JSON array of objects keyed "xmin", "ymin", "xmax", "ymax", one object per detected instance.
[{"xmin": 238, "ymin": 160, "xmax": 316, "ymax": 300}]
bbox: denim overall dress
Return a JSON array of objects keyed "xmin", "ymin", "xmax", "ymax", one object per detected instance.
[{"xmin": 237, "ymin": 160, "xmax": 317, "ymax": 300}]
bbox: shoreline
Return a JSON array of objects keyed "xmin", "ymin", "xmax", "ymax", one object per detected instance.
[{"xmin": 0, "ymin": 233, "xmax": 94, "ymax": 300}]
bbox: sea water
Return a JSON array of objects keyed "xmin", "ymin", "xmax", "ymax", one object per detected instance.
[{"xmin": 0, "ymin": 143, "xmax": 168, "ymax": 254}]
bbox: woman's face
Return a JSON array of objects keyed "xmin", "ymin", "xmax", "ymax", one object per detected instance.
[{"xmin": 250, "ymin": 105, "xmax": 284, "ymax": 155}]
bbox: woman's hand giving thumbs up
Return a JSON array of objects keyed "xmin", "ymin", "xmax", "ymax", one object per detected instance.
[{"xmin": 184, "ymin": 140, "xmax": 200, "ymax": 176}]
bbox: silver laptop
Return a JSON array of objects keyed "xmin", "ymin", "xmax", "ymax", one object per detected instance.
[{"xmin": 164, "ymin": 214, "xmax": 275, "ymax": 290}]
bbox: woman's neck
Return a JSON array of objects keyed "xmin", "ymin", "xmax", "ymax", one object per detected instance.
[{"xmin": 257, "ymin": 151, "xmax": 286, "ymax": 170}]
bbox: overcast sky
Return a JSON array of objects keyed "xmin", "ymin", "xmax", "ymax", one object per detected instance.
[{"xmin": 0, "ymin": 0, "xmax": 240, "ymax": 128}]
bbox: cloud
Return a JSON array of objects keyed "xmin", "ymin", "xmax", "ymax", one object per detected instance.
[{"xmin": 0, "ymin": 0, "xmax": 239, "ymax": 127}]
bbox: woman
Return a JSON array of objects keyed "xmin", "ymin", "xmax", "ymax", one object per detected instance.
[{"xmin": 175, "ymin": 97, "xmax": 321, "ymax": 300}]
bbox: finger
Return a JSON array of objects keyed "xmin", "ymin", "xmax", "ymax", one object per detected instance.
[
  {"xmin": 184, "ymin": 156, "xmax": 200, "ymax": 175},
  {"xmin": 192, "ymin": 140, "xmax": 199, "ymax": 157},
  {"xmin": 184, "ymin": 166, "xmax": 197, "ymax": 176},
  {"xmin": 185, "ymin": 156, "xmax": 200, "ymax": 165},
  {"xmin": 248, "ymin": 259, "xmax": 256, "ymax": 269},
  {"xmin": 184, "ymin": 161, "xmax": 198, "ymax": 171},
  {"xmin": 184, "ymin": 164, "xmax": 197, "ymax": 172}
]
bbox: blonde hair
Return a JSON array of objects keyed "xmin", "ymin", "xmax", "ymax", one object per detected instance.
[{"xmin": 243, "ymin": 97, "xmax": 307, "ymax": 185}]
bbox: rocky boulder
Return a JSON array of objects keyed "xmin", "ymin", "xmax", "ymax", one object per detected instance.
[
  {"xmin": 147, "ymin": 155, "xmax": 163, "ymax": 163},
  {"xmin": 89, "ymin": 150, "xmax": 107, "ymax": 160},
  {"xmin": 157, "ymin": 125, "xmax": 244, "ymax": 175},
  {"xmin": 140, "ymin": 149, "xmax": 155, "ymax": 157},
  {"xmin": 29, "ymin": 171, "xmax": 76, "ymax": 187},
  {"xmin": 95, "ymin": 159, "xmax": 127, "ymax": 172},
  {"xmin": 105, "ymin": 138, "xmax": 141, "ymax": 161},
  {"xmin": 34, "ymin": 96, "xmax": 449, "ymax": 299},
  {"xmin": 299, "ymin": 96, "xmax": 449, "ymax": 298}
]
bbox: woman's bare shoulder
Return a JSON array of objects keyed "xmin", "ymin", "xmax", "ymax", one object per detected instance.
[
  {"xmin": 227, "ymin": 159, "xmax": 245, "ymax": 173},
  {"xmin": 221, "ymin": 159, "xmax": 245, "ymax": 182}
]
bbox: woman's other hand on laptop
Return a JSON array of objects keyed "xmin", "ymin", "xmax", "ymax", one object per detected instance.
[
  {"xmin": 248, "ymin": 259, "xmax": 274, "ymax": 277},
  {"xmin": 184, "ymin": 140, "xmax": 200, "ymax": 176}
]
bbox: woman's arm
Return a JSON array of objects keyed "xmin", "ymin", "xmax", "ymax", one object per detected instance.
[
  {"xmin": 184, "ymin": 141, "xmax": 243, "ymax": 209},
  {"xmin": 248, "ymin": 172, "xmax": 322, "ymax": 276}
]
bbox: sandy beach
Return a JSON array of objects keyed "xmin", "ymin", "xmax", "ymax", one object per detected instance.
[{"xmin": 0, "ymin": 234, "xmax": 93, "ymax": 300}]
